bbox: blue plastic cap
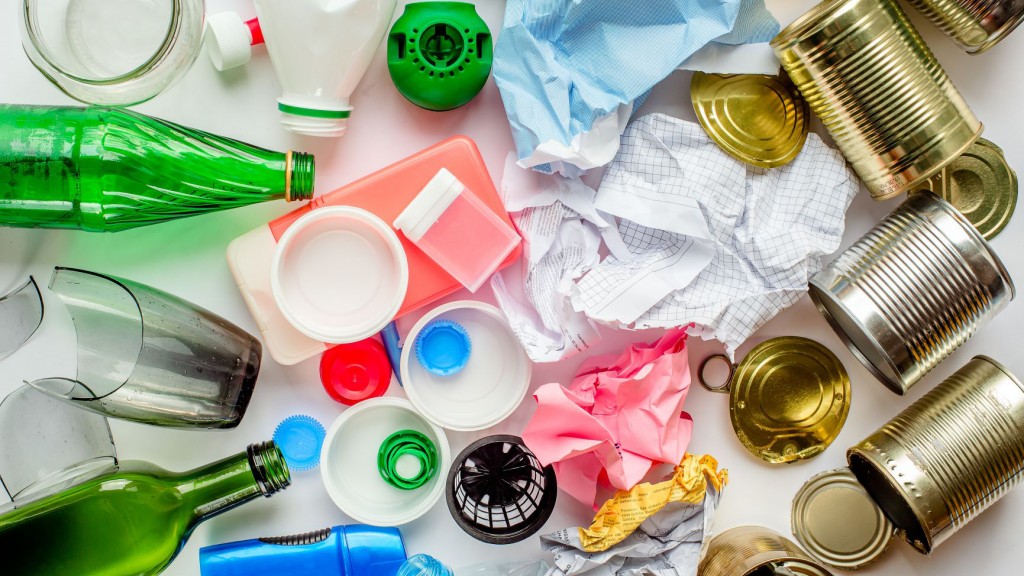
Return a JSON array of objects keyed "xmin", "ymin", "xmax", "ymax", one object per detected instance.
[
  {"xmin": 273, "ymin": 415, "xmax": 326, "ymax": 472},
  {"xmin": 413, "ymin": 319, "xmax": 472, "ymax": 376},
  {"xmin": 397, "ymin": 554, "xmax": 454, "ymax": 576}
]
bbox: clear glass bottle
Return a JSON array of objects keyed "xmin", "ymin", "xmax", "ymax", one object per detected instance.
[
  {"xmin": 0, "ymin": 441, "xmax": 291, "ymax": 576},
  {"xmin": 20, "ymin": 0, "xmax": 206, "ymax": 105}
]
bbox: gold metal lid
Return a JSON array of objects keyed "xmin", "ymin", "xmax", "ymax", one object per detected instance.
[
  {"xmin": 700, "ymin": 337, "xmax": 850, "ymax": 464},
  {"xmin": 911, "ymin": 138, "xmax": 1017, "ymax": 239},
  {"xmin": 792, "ymin": 468, "xmax": 894, "ymax": 570},
  {"xmin": 690, "ymin": 72, "xmax": 810, "ymax": 169}
]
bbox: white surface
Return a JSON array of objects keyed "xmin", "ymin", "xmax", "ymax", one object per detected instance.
[
  {"xmin": 1, "ymin": 1, "xmax": 1024, "ymax": 575},
  {"xmin": 320, "ymin": 397, "xmax": 449, "ymax": 526},
  {"xmin": 401, "ymin": 301, "xmax": 531, "ymax": 431},
  {"xmin": 272, "ymin": 206, "xmax": 408, "ymax": 343}
]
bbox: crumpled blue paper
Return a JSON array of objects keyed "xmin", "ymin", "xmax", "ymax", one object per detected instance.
[{"xmin": 493, "ymin": 0, "xmax": 780, "ymax": 175}]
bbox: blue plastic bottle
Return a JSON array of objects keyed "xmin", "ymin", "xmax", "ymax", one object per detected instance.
[{"xmin": 199, "ymin": 525, "xmax": 407, "ymax": 576}]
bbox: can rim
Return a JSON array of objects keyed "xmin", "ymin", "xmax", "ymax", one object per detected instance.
[
  {"xmin": 974, "ymin": 355, "xmax": 1024, "ymax": 392},
  {"xmin": 966, "ymin": 7, "xmax": 1024, "ymax": 54},
  {"xmin": 871, "ymin": 125, "xmax": 983, "ymax": 200},
  {"xmin": 770, "ymin": 0, "xmax": 850, "ymax": 49}
]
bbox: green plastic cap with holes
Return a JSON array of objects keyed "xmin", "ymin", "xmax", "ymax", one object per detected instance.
[{"xmin": 387, "ymin": 2, "xmax": 493, "ymax": 111}]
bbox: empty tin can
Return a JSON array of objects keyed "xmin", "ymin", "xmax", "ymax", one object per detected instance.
[
  {"xmin": 905, "ymin": 0, "xmax": 1024, "ymax": 53},
  {"xmin": 771, "ymin": 0, "xmax": 983, "ymax": 199},
  {"xmin": 848, "ymin": 356, "xmax": 1024, "ymax": 554},
  {"xmin": 698, "ymin": 526, "xmax": 834, "ymax": 576},
  {"xmin": 809, "ymin": 192, "xmax": 1014, "ymax": 394}
]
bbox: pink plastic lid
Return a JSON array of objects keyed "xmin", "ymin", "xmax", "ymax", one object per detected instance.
[{"xmin": 319, "ymin": 339, "xmax": 393, "ymax": 405}]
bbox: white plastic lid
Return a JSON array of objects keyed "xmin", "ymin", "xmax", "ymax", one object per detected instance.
[
  {"xmin": 271, "ymin": 206, "xmax": 409, "ymax": 344},
  {"xmin": 400, "ymin": 301, "xmax": 532, "ymax": 431},
  {"xmin": 205, "ymin": 12, "xmax": 253, "ymax": 71},
  {"xmin": 320, "ymin": 397, "xmax": 451, "ymax": 526},
  {"xmin": 393, "ymin": 168, "xmax": 465, "ymax": 242}
]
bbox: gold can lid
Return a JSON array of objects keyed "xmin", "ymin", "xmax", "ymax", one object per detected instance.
[
  {"xmin": 791, "ymin": 468, "xmax": 894, "ymax": 570},
  {"xmin": 911, "ymin": 138, "xmax": 1018, "ymax": 239},
  {"xmin": 690, "ymin": 72, "xmax": 810, "ymax": 169},
  {"xmin": 728, "ymin": 337, "xmax": 850, "ymax": 464}
]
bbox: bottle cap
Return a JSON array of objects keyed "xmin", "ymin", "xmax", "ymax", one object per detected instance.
[
  {"xmin": 792, "ymin": 468, "xmax": 894, "ymax": 570},
  {"xmin": 398, "ymin": 555, "xmax": 454, "ymax": 576},
  {"xmin": 377, "ymin": 429, "xmax": 439, "ymax": 490},
  {"xmin": 445, "ymin": 435, "xmax": 557, "ymax": 545},
  {"xmin": 414, "ymin": 319, "xmax": 471, "ymax": 376},
  {"xmin": 272, "ymin": 415, "xmax": 326, "ymax": 472},
  {"xmin": 394, "ymin": 168, "xmax": 465, "ymax": 242},
  {"xmin": 319, "ymin": 338, "xmax": 393, "ymax": 405},
  {"xmin": 205, "ymin": 12, "xmax": 254, "ymax": 71}
]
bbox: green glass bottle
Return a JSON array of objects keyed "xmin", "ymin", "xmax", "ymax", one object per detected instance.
[
  {"xmin": 0, "ymin": 441, "xmax": 291, "ymax": 576},
  {"xmin": 0, "ymin": 105, "xmax": 315, "ymax": 232}
]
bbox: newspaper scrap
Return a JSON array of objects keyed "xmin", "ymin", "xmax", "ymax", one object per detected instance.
[{"xmin": 541, "ymin": 456, "xmax": 726, "ymax": 576}]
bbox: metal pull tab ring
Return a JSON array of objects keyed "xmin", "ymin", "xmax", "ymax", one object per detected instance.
[{"xmin": 698, "ymin": 354, "xmax": 736, "ymax": 393}]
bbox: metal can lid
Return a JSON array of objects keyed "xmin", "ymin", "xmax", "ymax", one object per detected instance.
[
  {"xmin": 690, "ymin": 72, "xmax": 810, "ymax": 169},
  {"xmin": 729, "ymin": 337, "xmax": 850, "ymax": 464},
  {"xmin": 792, "ymin": 468, "xmax": 894, "ymax": 570},
  {"xmin": 911, "ymin": 137, "xmax": 1018, "ymax": 240}
]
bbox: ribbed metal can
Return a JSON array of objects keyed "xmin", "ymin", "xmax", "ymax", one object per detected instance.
[
  {"xmin": 698, "ymin": 526, "xmax": 833, "ymax": 576},
  {"xmin": 771, "ymin": 0, "xmax": 983, "ymax": 199},
  {"xmin": 809, "ymin": 192, "xmax": 1014, "ymax": 395},
  {"xmin": 906, "ymin": 0, "xmax": 1024, "ymax": 53},
  {"xmin": 848, "ymin": 356, "xmax": 1024, "ymax": 554}
]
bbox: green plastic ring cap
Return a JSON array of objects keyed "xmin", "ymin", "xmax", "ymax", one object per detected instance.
[{"xmin": 387, "ymin": 2, "xmax": 493, "ymax": 111}]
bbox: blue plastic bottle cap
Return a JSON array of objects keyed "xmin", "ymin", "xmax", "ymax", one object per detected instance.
[
  {"xmin": 397, "ymin": 554, "xmax": 454, "ymax": 576},
  {"xmin": 273, "ymin": 415, "xmax": 326, "ymax": 472},
  {"xmin": 413, "ymin": 319, "xmax": 472, "ymax": 376}
]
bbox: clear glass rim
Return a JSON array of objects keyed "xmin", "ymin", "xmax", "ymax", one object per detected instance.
[{"xmin": 22, "ymin": 0, "xmax": 182, "ymax": 86}]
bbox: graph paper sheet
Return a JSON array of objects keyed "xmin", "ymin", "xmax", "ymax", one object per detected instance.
[{"xmin": 573, "ymin": 114, "xmax": 858, "ymax": 354}]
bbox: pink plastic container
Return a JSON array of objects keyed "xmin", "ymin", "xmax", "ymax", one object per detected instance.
[{"xmin": 394, "ymin": 169, "xmax": 521, "ymax": 292}]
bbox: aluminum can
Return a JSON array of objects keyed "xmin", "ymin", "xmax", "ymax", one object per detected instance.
[
  {"xmin": 698, "ymin": 525, "xmax": 833, "ymax": 576},
  {"xmin": 771, "ymin": 0, "xmax": 982, "ymax": 199},
  {"xmin": 809, "ymin": 192, "xmax": 1014, "ymax": 394},
  {"xmin": 906, "ymin": 0, "xmax": 1024, "ymax": 53},
  {"xmin": 848, "ymin": 356, "xmax": 1024, "ymax": 554}
]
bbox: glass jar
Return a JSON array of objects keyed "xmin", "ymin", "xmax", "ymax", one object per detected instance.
[{"xmin": 20, "ymin": 0, "xmax": 205, "ymax": 106}]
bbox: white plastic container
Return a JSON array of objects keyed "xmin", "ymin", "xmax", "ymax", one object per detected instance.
[
  {"xmin": 394, "ymin": 169, "xmax": 521, "ymax": 293},
  {"xmin": 254, "ymin": 0, "xmax": 398, "ymax": 136}
]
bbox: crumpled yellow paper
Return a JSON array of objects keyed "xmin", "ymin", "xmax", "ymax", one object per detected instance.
[{"xmin": 579, "ymin": 454, "xmax": 728, "ymax": 552}]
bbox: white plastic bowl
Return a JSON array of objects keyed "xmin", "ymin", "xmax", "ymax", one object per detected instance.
[
  {"xmin": 401, "ymin": 301, "xmax": 532, "ymax": 431},
  {"xmin": 320, "ymin": 397, "xmax": 450, "ymax": 526},
  {"xmin": 271, "ymin": 206, "xmax": 408, "ymax": 343}
]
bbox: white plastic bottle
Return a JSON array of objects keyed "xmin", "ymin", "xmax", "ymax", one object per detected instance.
[{"xmin": 254, "ymin": 0, "xmax": 398, "ymax": 137}]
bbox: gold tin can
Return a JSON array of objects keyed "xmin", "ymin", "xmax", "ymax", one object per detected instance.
[
  {"xmin": 848, "ymin": 356, "xmax": 1024, "ymax": 554},
  {"xmin": 809, "ymin": 192, "xmax": 1014, "ymax": 395},
  {"xmin": 690, "ymin": 72, "xmax": 810, "ymax": 169},
  {"xmin": 905, "ymin": 0, "xmax": 1024, "ymax": 53},
  {"xmin": 698, "ymin": 337, "xmax": 850, "ymax": 464},
  {"xmin": 698, "ymin": 525, "xmax": 834, "ymax": 576},
  {"xmin": 771, "ymin": 0, "xmax": 983, "ymax": 199},
  {"xmin": 912, "ymin": 138, "xmax": 1018, "ymax": 239}
]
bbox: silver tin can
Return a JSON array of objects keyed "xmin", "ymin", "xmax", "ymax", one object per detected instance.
[
  {"xmin": 848, "ymin": 356, "xmax": 1024, "ymax": 554},
  {"xmin": 809, "ymin": 192, "xmax": 1014, "ymax": 394},
  {"xmin": 906, "ymin": 0, "xmax": 1024, "ymax": 53}
]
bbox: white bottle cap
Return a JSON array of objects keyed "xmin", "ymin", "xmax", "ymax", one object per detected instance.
[
  {"xmin": 393, "ymin": 168, "xmax": 465, "ymax": 242},
  {"xmin": 205, "ymin": 12, "xmax": 253, "ymax": 71}
]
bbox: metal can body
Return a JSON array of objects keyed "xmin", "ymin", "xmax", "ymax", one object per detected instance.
[
  {"xmin": 809, "ymin": 193, "xmax": 1014, "ymax": 394},
  {"xmin": 698, "ymin": 526, "xmax": 833, "ymax": 576},
  {"xmin": 906, "ymin": 0, "xmax": 1024, "ymax": 53},
  {"xmin": 771, "ymin": 0, "xmax": 982, "ymax": 199},
  {"xmin": 848, "ymin": 356, "xmax": 1024, "ymax": 554}
]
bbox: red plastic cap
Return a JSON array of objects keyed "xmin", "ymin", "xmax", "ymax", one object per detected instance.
[
  {"xmin": 245, "ymin": 18, "xmax": 265, "ymax": 46},
  {"xmin": 320, "ymin": 338, "xmax": 393, "ymax": 405}
]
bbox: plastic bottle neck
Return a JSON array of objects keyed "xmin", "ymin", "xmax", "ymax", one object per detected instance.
[{"xmin": 286, "ymin": 151, "xmax": 315, "ymax": 201}]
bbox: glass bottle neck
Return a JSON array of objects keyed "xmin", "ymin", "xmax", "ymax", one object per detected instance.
[{"xmin": 178, "ymin": 442, "xmax": 290, "ymax": 524}]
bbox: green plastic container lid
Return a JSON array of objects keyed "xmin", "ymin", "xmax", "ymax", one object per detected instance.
[{"xmin": 387, "ymin": 2, "xmax": 493, "ymax": 111}]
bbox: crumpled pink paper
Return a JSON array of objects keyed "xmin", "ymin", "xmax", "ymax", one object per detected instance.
[{"xmin": 522, "ymin": 327, "xmax": 694, "ymax": 507}]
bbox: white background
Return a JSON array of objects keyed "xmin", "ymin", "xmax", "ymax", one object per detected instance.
[{"xmin": 2, "ymin": 0, "xmax": 1023, "ymax": 574}]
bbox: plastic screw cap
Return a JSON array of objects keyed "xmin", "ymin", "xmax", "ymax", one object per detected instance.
[
  {"xmin": 273, "ymin": 415, "xmax": 326, "ymax": 472},
  {"xmin": 320, "ymin": 338, "xmax": 393, "ymax": 405},
  {"xmin": 414, "ymin": 319, "xmax": 471, "ymax": 376},
  {"xmin": 205, "ymin": 12, "xmax": 254, "ymax": 71}
]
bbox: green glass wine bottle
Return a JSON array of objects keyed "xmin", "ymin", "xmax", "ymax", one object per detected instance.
[
  {"xmin": 0, "ymin": 441, "xmax": 291, "ymax": 576},
  {"xmin": 0, "ymin": 105, "xmax": 315, "ymax": 232}
]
